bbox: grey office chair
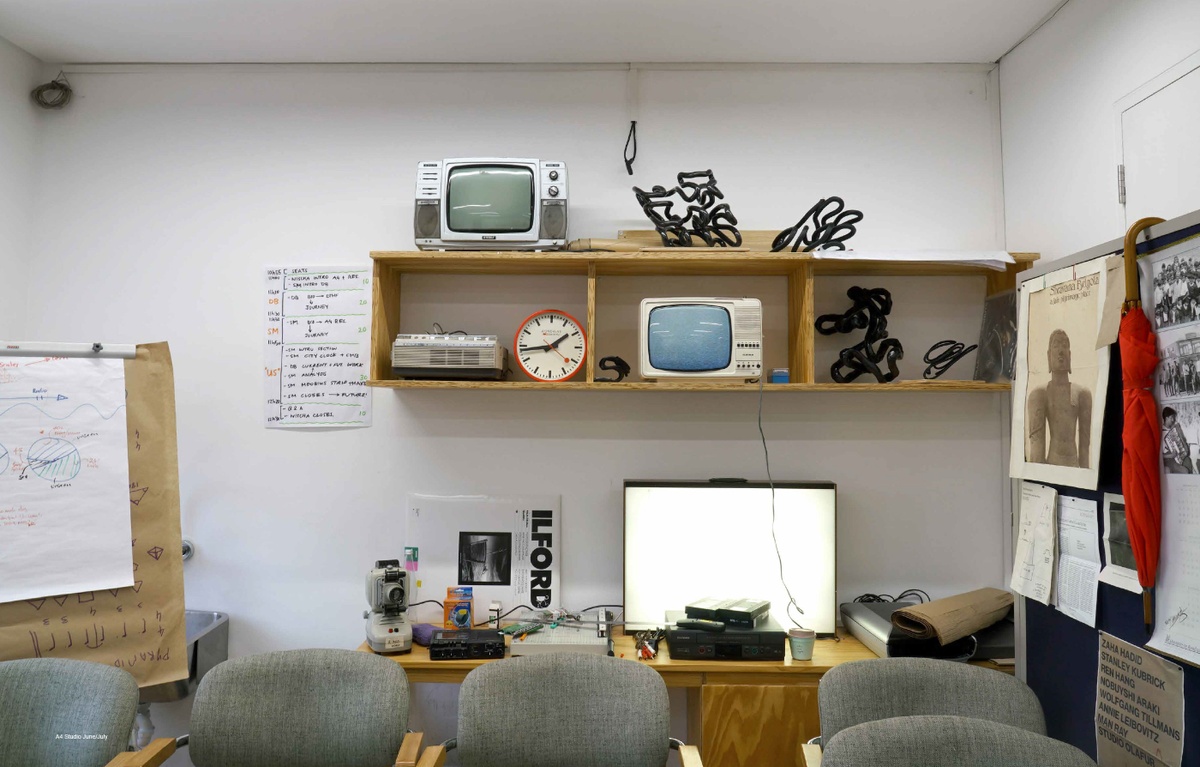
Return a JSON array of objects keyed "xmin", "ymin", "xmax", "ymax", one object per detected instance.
[
  {"xmin": 806, "ymin": 658, "xmax": 1097, "ymax": 767},
  {"xmin": 0, "ymin": 657, "xmax": 139, "ymax": 767},
  {"xmin": 424, "ymin": 652, "xmax": 701, "ymax": 767},
  {"xmin": 126, "ymin": 648, "xmax": 423, "ymax": 767}
]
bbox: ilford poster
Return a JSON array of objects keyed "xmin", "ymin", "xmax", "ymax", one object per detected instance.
[
  {"xmin": 1010, "ymin": 257, "xmax": 1114, "ymax": 490},
  {"xmin": 405, "ymin": 494, "xmax": 560, "ymax": 623}
]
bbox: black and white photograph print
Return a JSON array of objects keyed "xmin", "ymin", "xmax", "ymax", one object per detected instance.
[
  {"xmin": 458, "ymin": 532, "xmax": 512, "ymax": 585},
  {"xmin": 1105, "ymin": 500, "xmax": 1137, "ymax": 570},
  {"xmin": 1150, "ymin": 244, "xmax": 1200, "ymax": 331},
  {"xmin": 1099, "ymin": 493, "xmax": 1142, "ymax": 594},
  {"xmin": 1010, "ymin": 257, "xmax": 1111, "ymax": 491}
]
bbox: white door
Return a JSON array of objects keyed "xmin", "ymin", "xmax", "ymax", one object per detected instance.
[{"xmin": 1118, "ymin": 50, "xmax": 1200, "ymax": 226}]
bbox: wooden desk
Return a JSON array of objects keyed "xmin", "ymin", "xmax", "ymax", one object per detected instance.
[
  {"xmin": 363, "ymin": 633, "xmax": 877, "ymax": 767},
  {"xmin": 362, "ymin": 634, "xmax": 1013, "ymax": 767}
]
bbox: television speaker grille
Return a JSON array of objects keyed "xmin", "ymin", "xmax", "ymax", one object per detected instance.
[
  {"xmin": 414, "ymin": 201, "xmax": 441, "ymax": 239},
  {"xmin": 539, "ymin": 201, "xmax": 567, "ymax": 240}
]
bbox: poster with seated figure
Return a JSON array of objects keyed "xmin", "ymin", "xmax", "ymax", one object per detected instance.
[{"xmin": 1010, "ymin": 257, "xmax": 1116, "ymax": 490}]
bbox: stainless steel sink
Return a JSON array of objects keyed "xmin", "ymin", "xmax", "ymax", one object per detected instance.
[{"xmin": 138, "ymin": 610, "xmax": 229, "ymax": 703}]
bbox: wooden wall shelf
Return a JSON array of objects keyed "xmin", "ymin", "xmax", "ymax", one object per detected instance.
[
  {"xmin": 369, "ymin": 233, "xmax": 1037, "ymax": 391},
  {"xmin": 367, "ymin": 380, "xmax": 1013, "ymax": 392}
]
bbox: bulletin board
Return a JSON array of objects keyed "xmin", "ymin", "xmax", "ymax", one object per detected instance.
[
  {"xmin": 0, "ymin": 343, "xmax": 186, "ymax": 688},
  {"xmin": 1022, "ymin": 221, "xmax": 1200, "ymax": 763}
]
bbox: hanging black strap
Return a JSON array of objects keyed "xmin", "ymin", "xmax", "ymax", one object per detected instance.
[{"xmin": 624, "ymin": 121, "xmax": 638, "ymax": 175}]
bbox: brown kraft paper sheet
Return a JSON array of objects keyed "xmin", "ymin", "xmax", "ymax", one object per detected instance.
[
  {"xmin": 891, "ymin": 587, "xmax": 1013, "ymax": 646},
  {"xmin": 0, "ymin": 343, "xmax": 187, "ymax": 687}
]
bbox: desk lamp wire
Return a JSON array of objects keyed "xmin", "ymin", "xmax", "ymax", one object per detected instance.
[{"xmin": 757, "ymin": 376, "xmax": 807, "ymax": 629}]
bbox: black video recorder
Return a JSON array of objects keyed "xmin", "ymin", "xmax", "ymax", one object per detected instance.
[
  {"xmin": 667, "ymin": 615, "xmax": 787, "ymax": 661},
  {"xmin": 428, "ymin": 629, "xmax": 506, "ymax": 660}
]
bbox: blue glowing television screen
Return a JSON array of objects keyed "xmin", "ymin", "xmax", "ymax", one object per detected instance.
[
  {"xmin": 647, "ymin": 304, "xmax": 732, "ymax": 372},
  {"xmin": 446, "ymin": 165, "xmax": 534, "ymax": 234}
]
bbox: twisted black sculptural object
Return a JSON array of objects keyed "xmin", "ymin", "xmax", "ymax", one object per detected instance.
[
  {"xmin": 633, "ymin": 170, "xmax": 742, "ymax": 248},
  {"xmin": 816, "ymin": 286, "xmax": 903, "ymax": 383},
  {"xmin": 772, "ymin": 196, "xmax": 863, "ymax": 252}
]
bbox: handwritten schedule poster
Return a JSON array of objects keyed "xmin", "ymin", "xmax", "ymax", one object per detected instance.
[{"xmin": 264, "ymin": 266, "xmax": 372, "ymax": 428}]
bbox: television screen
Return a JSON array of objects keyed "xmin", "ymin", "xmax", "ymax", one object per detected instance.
[
  {"xmin": 446, "ymin": 165, "xmax": 534, "ymax": 234},
  {"xmin": 623, "ymin": 481, "xmax": 837, "ymax": 634},
  {"xmin": 647, "ymin": 304, "xmax": 732, "ymax": 371}
]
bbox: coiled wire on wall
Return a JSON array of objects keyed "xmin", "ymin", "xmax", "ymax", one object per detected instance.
[{"xmin": 31, "ymin": 72, "xmax": 73, "ymax": 110}]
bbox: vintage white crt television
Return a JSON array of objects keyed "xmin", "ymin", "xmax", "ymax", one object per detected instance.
[
  {"xmin": 414, "ymin": 158, "xmax": 568, "ymax": 250},
  {"xmin": 639, "ymin": 297, "xmax": 763, "ymax": 380}
]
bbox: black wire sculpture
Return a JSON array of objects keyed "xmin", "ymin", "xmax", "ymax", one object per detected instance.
[
  {"xmin": 922, "ymin": 340, "xmax": 978, "ymax": 380},
  {"xmin": 772, "ymin": 196, "xmax": 863, "ymax": 252},
  {"xmin": 816, "ymin": 287, "xmax": 903, "ymax": 383},
  {"xmin": 633, "ymin": 170, "xmax": 742, "ymax": 247}
]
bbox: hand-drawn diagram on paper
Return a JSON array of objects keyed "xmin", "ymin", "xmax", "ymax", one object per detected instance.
[
  {"xmin": 264, "ymin": 266, "xmax": 372, "ymax": 428},
  {"xmin": 0, "ymin": 344, "xmax": 187, "ymax": 688},
  {"xmin": 0, "ymin": 357, "xmax": 133, "ymax": 602}
]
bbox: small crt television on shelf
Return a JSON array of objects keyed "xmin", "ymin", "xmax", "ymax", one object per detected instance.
[
  {"xmin": 639, "ymin": 297, "xmax": 763, "ymax": 380},
  {"xmin": 414, "ymin": 158, "xmax": 568, "ymax": 251}
]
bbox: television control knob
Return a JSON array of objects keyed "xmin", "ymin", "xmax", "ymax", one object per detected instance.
[
  {"xmin": 548, "ymin": 186, "xmax": 560, "ymax": 197},
  {"xmin": 548, "ymin": 170, "xmax": 559, "ymax": 181}
]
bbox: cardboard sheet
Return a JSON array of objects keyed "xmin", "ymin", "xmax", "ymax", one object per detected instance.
[
  {"xmin": 0, "ymin": 343, "xmax": 187, "ymax": 688},
  {"xmin": 891, "ymin": 587, "xmax": 1014, "ymax": 646}
]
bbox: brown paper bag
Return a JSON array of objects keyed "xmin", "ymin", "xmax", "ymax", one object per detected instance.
[{"xmin": 891, "ymin": 587, "xmax": 1013, "ymax": 646}]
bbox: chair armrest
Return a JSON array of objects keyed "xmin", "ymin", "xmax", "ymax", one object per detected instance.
[
  {"xmin": 113, "ymin": 738, "xmax": 177, "ymax": 767},
  {"xmin": 415, "ymin": 744, "xmax": 447, "ymax": 767},
  {"xmin": 678, "ymin": 744, "xmax": 704, "ymax": 767},
  {"xmin": 800, "ymin": 742, "xmax": 822, "ymax": 767},
  {"xmin": 395, "ymin": 731, "xmax": 424, "ymax": 767}
]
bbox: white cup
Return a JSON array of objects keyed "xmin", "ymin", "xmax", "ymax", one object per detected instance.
[{"xmin": 788, "ymin": 627, "xmax": 816, "ymax": 661}]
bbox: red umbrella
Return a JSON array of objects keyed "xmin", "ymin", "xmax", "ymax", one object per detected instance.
[{"xmin": 1120, "ymin": 216, "xmax": 1165, "ymax": 632}]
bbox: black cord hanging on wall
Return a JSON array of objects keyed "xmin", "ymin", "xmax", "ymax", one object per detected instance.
[
  {"xmin": 633, "ymin": 170, "xmax": 742, "ymax": 247},
  {"xmin": 624, "ymin": 121, "xmax": 638, "ymax": 175},
  {"xmin": 772, "ymin": 196, "xmax": 863, "ymax": 252},
  {"xmin": 816, "ymin": 286, "xmax": 903, "ymax": 383}
]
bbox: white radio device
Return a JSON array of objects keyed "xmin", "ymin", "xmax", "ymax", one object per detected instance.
[{"xmin": 391, "ymin": 334, "xmax": 506, "ymax": 380}]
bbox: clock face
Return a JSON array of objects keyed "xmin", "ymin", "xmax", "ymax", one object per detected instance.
[{"xmin": 514, "ymin": 309, "xmax": 587, "ymax": 382}]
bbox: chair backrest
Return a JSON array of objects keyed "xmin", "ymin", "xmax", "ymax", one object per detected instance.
[
  {"xmin": 189, "ymin": 648, "xmax": 410, "ymax": 767},
  {"xmin": 456, "ymin": 652, "xmax": 671, "ymax": 767},
  {"xmin": 0, "ymin": 657, "xmax": 138, "ymax": 767},
  {"xmin": 821, "ymin": 715, "xmax": 1098, "ymax": 767},
  {"xmin": 818, "ymin": 658, "xmax": 1046, "ymax": 743}
]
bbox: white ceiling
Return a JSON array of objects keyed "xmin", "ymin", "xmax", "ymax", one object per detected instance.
[{"xmin": 0, "ymin": 0, "xmax": 1065, "ymax": 65}]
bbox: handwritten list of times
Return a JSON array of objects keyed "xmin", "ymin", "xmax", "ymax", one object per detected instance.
[{"xmin": 264, "ymin": 266, "xmax": 372, "ymax": 428}]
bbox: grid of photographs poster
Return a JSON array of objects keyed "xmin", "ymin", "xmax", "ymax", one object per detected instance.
[{"xmin": 1151, "ymin": 241, "xmax": 1200, "ymax": 476}]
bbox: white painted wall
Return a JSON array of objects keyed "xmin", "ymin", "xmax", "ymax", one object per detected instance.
[
  {"xmin": 0, "ymin": 35, "xmax": 39, "ymax": 337},
  {"xmin": 20, "ymin": 64, "xmax": 1008, "ymax": 762},
  {"xmin": 1000, "ymin": 0, "xmax": 1200, "ymax": 264}
]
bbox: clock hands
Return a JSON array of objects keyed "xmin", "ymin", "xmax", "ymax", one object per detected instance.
[{"xmin": 518, "ymin": 334, "xmax": 571, "ymax": 354}]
